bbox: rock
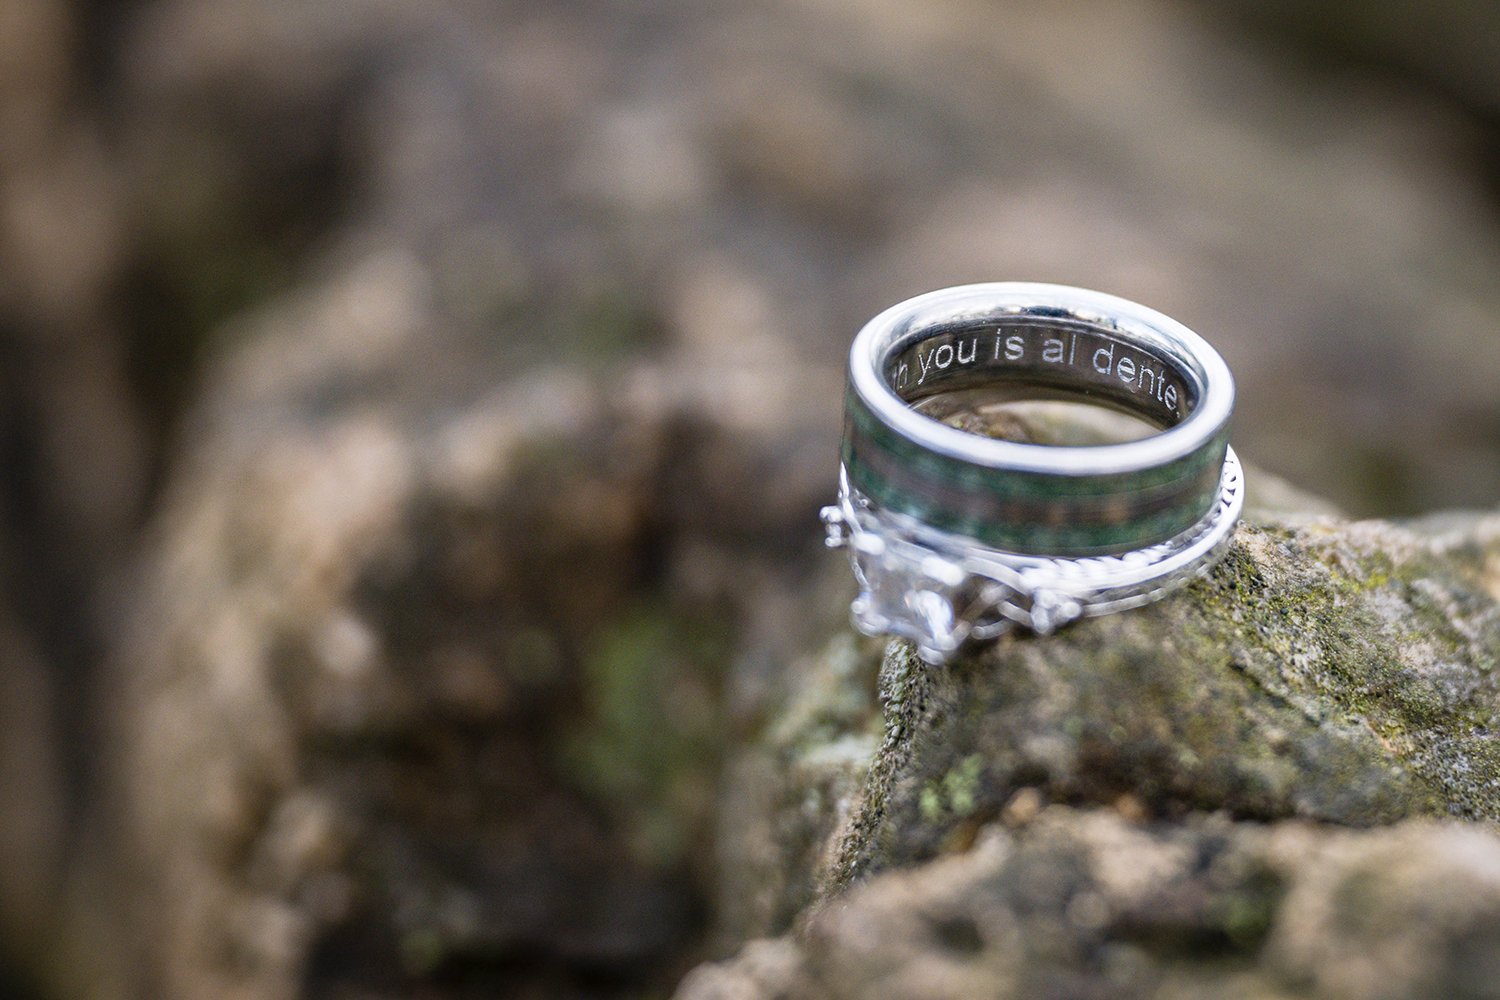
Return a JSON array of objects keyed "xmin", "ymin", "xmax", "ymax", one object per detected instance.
[
  {"xmin": 99, "ymin": 0, "xmax": 1500, "ymax": 517},
  {"xmin": 99, "ymin": 250, "xmax": 839, "ymax": 998},
  {"xmin": 0, "ymin": 0, "xmax": 146, "ymax": 560},
  {"xmin": 0, "ymin": 3, "xmax": 144, "ymax": 994},
  {"xmin": 681, "ymin": 502, "xmax": 1500, "ymax": 996},
  {"xmin": 840, "ymin": 514, "xmax": 1500, "ymax": 877},
  {"xmin": 679, "ymin": 806, "xmax": 1500, "ymax": 1000},
  {"xmin": 712, "ymin": 500, "xmax": 1500, "ymax": 919},
  {"xmin": 1196, "ymin": 0, "xmax": 1500, "ymax": 119},
  {"xmin": 0, "ymin": 603, "xmax": 66, "ymax": 980}
]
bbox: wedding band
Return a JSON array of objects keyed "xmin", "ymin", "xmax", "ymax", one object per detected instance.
[{"xmin": 821, "ymin": 283, "xmax": 1243, "ymax": 663}]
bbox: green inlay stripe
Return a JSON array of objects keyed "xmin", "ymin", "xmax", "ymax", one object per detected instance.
[
  {"xmin": 841, "ymin": 385, "xmax": 1228, "ymax": 555},
  {"xmin": 844, "ymin": 390, "xmax": 1224, "ymax": 501}
]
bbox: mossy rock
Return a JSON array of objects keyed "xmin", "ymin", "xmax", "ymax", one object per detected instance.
[
  {"xmin": 704, "ymin": 499, "xmax": 1500, "ymax": 953},
  {"xmin": 683, "ymin": 504, "xmax": 1500, "ymax": 998},
  {"xmin": 837, "ymin": 510, "xmax": 1500, "ymax": 882}
]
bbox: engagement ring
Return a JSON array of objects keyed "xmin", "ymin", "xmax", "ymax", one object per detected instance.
[{"xmin": 822, "ymin": 283, "xmax": 1243, "ymax": 664}]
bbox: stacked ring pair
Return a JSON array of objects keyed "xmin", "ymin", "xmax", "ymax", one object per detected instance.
[{"xmin": 822, "ymin": 283, "xmax": 1242, "ymax": 663}]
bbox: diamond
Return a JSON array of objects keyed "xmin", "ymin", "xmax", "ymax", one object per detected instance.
[{"xmin": 849, "ymin": 539, "xmax": 971, "ymax": 661}]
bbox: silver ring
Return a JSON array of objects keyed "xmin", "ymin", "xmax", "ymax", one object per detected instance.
[{"xmin": 821, "ymin": 282, "xmax": 1242, "ymax": 663}]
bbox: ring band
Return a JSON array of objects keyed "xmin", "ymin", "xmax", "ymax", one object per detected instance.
[{"xmin": 822, "ymin": 283, "xmax": 1243, "ymax": 663}]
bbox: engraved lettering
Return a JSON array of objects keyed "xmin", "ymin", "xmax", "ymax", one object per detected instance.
[
  {"xmin": 898, "ymin": 329, "xmax": 1183, "ymax": 421},
  {"xmin": 918, "ymin": 349, "xmax": 935, "ymax": 382}
]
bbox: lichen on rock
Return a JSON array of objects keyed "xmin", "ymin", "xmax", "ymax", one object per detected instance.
[{"xmin": 683, "ymin": 495, "xmax": 1500, "ymax": 998}]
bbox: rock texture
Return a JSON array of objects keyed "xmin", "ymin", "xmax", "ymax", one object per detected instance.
[
  {"xmin": 91, "ymin": 0, "xmax": 1500, "ymax": 517},
  {"xmin": 1199, "ymin": 0, "xmax": 1500, "ymax": 117},
  {"xmin": 681, "ymin": 808, "xmax": 1500, "ymax": 1000},
  {"xmin": 102, "ymin": 325, "xmax": 838, "ymax": 998},
  {"xmin": 680, "ymin": 506, "xmax": 1500, "ymax": 999}
]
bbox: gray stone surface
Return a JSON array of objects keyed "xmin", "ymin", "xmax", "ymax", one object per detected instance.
[
  {"xmin": 678, "ymin": 496, "xmax": 1500, "ymax": 998},
  {"xmin": 102, "ymin": 332, "xmax": 837, "ymax": 998},
  {"xmin": 1197, "ymin": 0, "xmax": 1500, "ymax": 117},
  {"xmin": 101, "ymin": 0, "xmax": 1500, "ymax": 516},
  {"xmin": 680, "ymin": 807, "xmax": 1500, "ymax": 1000}
]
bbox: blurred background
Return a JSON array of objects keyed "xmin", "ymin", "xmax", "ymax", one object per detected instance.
[{"xmin": 0, "ymin": 0, "xmax": 1497, "ymax": 997}]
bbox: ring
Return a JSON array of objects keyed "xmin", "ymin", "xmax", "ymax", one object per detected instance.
[{"xmin": 821, "ymin": 282, "xmax": 1243, "ymax": 664}]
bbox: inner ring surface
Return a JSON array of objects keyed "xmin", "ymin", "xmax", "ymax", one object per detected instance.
[
  {"xmin": 841, "ymin": 283, "xmax": 1235, "ymax": 555},
  {"xmin": 883, "ymin": 317, "xmax": 1200, "ymax": 430}
]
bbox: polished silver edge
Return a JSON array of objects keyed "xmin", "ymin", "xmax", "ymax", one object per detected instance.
[{"xmin": 847, "ymin": 283, "xmax": 1235, "ymax": 476}]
